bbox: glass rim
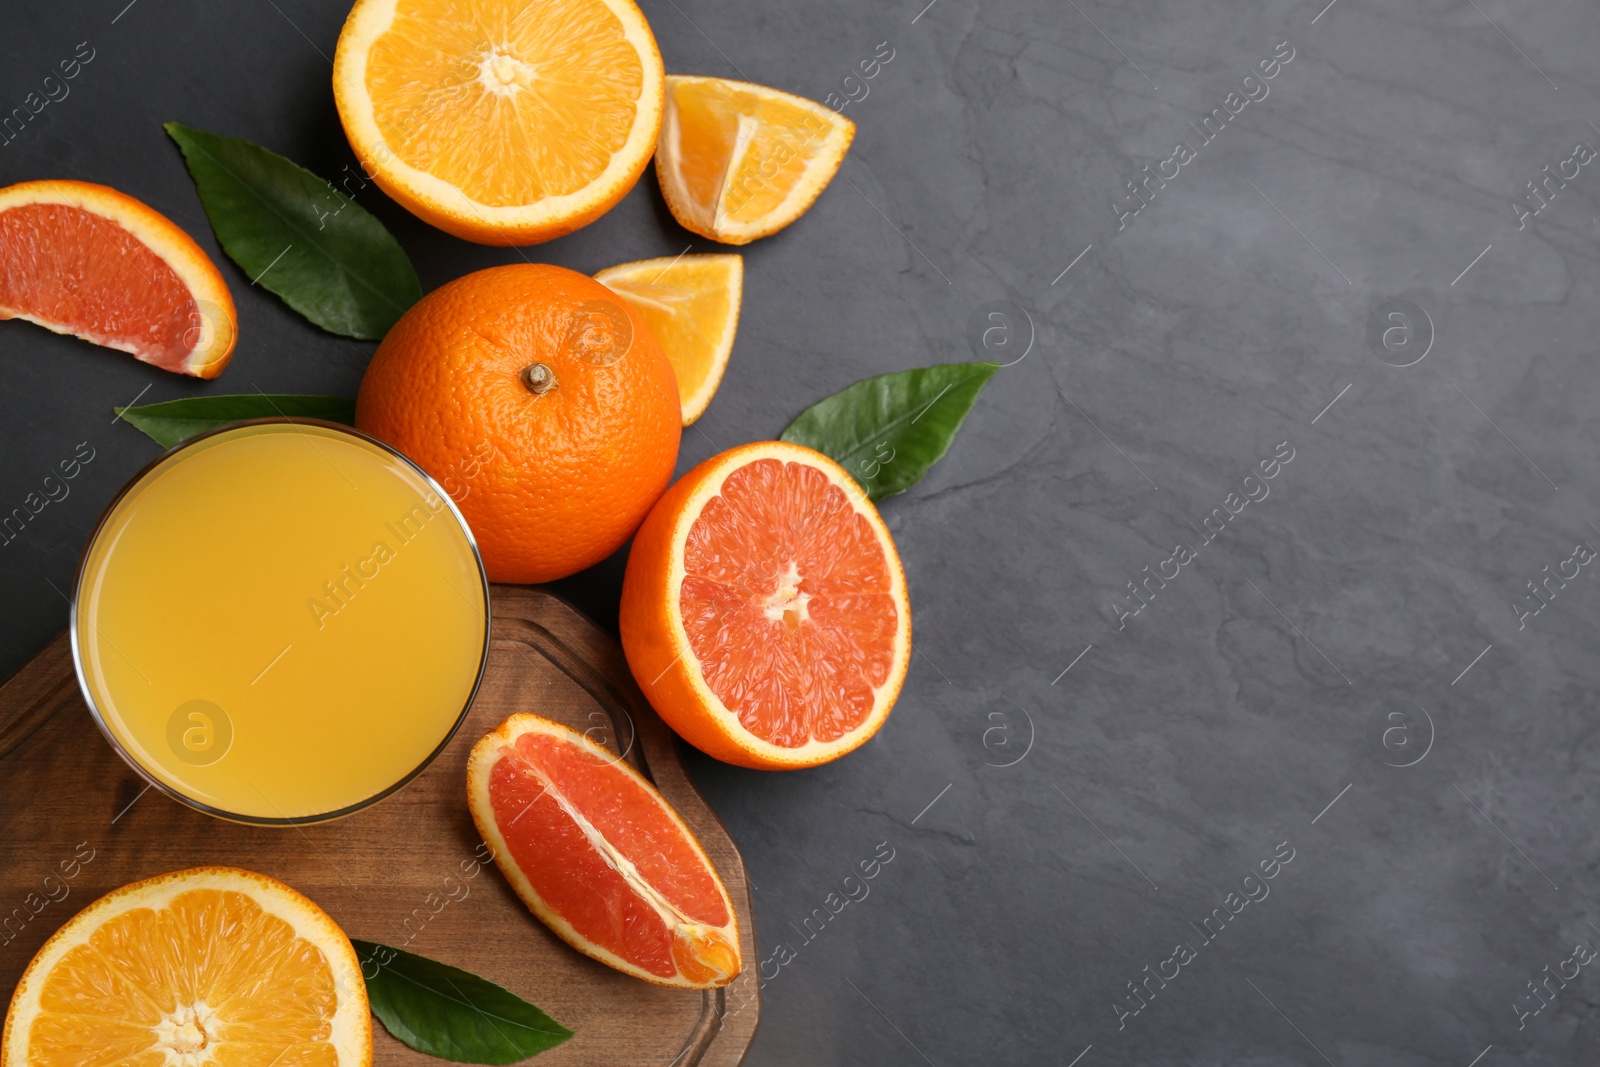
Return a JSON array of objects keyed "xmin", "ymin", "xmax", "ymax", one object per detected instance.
[{"xmin": 69, "ymin": 417, "xmax": 493, "ymax": 827}]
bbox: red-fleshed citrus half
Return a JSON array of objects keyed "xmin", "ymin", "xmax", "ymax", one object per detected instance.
[
  {"xmin": 619, "ymin": 441, "xmax": 911, "ymax": 769},
  {"xmin": 466, "ymin": 713, "xmax": 741, "ymax": 989},
  {"xmin": 0, "ymin": 180, "xmax": 236, "ymax": 378}
]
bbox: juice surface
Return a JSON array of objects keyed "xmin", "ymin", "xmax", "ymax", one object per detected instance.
[{"xmin": 75, "ymin": 423, "xmax": 488, "ymax": 821}]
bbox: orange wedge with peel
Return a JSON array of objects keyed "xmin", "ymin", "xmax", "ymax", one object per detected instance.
[
  {"xmin": 656, "ymin": 76, "xmax": 854, "ymax": 245},
  {"xmin": 595, "ymin": 253, "xmax": 741, "ymax": 424},
  {"xmin": 0, "ymin": 180, "xmax": 236, "ymax": 378},
  {"xmin": 332, "ymin": 0, "xmax": 665, "ymax": 245},
  {"xmin": 467, "ymin": 713, "xmax": 741, "ymax": 988},
  {"xmin": 620, "ymin": 441, "xmax": 911, "ymax": 769},
  {"xmin": 1, "ymin": 866, "xmax": 371, "ymax": 1067}
]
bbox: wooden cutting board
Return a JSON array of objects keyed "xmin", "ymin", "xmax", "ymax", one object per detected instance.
[{"xmin": 0, "ymin": 586, "xmax": 759, "ymax": 1065}]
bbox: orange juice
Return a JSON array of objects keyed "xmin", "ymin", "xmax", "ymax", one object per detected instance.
[{"xmin": 73, "ymin": 421, "xmax": 488, "ymax": 823}]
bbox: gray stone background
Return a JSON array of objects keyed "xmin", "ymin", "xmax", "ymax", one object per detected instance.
[{"xmin": 4, "ymin": 0, "xmax": 1600, "ymax": 1063}]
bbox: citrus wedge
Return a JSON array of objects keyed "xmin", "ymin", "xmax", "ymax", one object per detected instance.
[
  {"xmin": 0, "ymin": 180, "xmax": 237, "ymax": 378},
  {"xmin": 656, "ymin": 76, "xmax": 854, "ymax": 245},
  {"xmin": 2, "ymin": 867, "xmax": 371, "ymax": 1067},
  {"xmin": 594, "ymin": 253, "xmax": 741, "ymax": 425},
  {"xmin": 620, "ymin": 441, "xmax": 911, "ymax": 769},
  {"xmin": 333, "ymin": 0, "xmax": 665, "ymax": 245},
  {"xmin": 467, "ymin": 713, "xmax": 741, "ymax": 988}
]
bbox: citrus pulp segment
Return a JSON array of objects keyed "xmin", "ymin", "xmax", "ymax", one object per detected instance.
[
  {"xmin": 0, "ymin": 180, "xmax": 236, "ymax": 378},
  {"xmin": 466, "ymin": 713, "xmax": 741, "ymax": 988},
  {"xmin": 655, "ymin": 76, "xmax": 854, "ymax": 245},
  {"xmin": 594, "ymin": 253, "xmax": 742, "ymax": 424}
]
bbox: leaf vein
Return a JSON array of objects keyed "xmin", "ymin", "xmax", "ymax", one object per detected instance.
[
  {"xmin": 176, "ymin": 132, "xmax": 413, "ymax": 314},
  {"xmin": 813, "ymin": 369, "xmax": 992, "ymax": 464},
  {"xmin": 380, "ymin": 966, "xmax": 567, "ymax": 1035}
]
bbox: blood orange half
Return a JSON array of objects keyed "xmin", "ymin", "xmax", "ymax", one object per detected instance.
[
  {"xmin": 0, "ymin": 180, "xmax": 236, "ymax": 378},
  {"xmin": 466, "ymin": 714, "xmax": 741, "ymax": 989},
  {"xmin": 620, "ymin": 441, "xmax": 911, "ymax": 769}
]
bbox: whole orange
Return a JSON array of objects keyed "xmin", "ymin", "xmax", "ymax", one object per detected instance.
[{"xmin": 355, "ymin": 263, "xmax": 681, "ymax": 584}]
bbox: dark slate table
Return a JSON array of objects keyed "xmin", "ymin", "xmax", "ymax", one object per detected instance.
[{"xmin": 5, "ymin": 0, "xmax": 1599, "ymax": 1063}]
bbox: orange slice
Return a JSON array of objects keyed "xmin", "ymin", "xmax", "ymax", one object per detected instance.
[
  {"xmin": 620, "ymin": 441, "xmax": 911, "ymax": 769},
  {"xmin": 467, "ymin": 713, "xmax": 741, "ymax": 988},
  {"xmin": 333, "ymin": 0, "xmax": 665, "ymax": 245},
  {"xmin": 656, "ymin": 76, "xmax": 854, "ymax": 245},
  {"xmin": 1, "ymin": 867, "xmax": 371, "ymax": 1067},
  {"xmin": 0, "ymin": 180, "xmax": 237, "ymax": 378},
  {"xmin": 594, "ymin": 253, "xmax": 741, "ymax": 425}
]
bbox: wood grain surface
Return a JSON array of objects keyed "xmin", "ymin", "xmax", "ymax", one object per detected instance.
[{"xmin": 0, "ymin": 586, "xmax": 759, "ymax": 1065}]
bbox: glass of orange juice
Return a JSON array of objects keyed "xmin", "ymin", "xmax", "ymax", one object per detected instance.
[{"xmin": 72, "ymin": 419, "xmax": 490, "ymax": 824}]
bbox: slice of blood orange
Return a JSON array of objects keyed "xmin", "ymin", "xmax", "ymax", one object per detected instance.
[
  {"xmin": 620, "ymin": 441, "xmax": 911, "ymax": 769},
  {"xmin": 0, "ymin": 180, "xmax": 237, "ymax": 378},
  {"xmin": 466, "ymin": 713, "xmax": 741, "ymax": 988}
]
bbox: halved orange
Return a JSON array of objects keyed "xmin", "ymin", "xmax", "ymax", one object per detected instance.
[
  {"xmin": 2, "ymin": 867, "xmax": 371, "ymax": 1067},
  {"xmin": 594, "ymin": 253, "xmax": 741, "ymax": 425},
  {"xmin": 656, "ymin": 76, "xmax": 854, "ymax": 245},
  {"xmin": 0, "ymin": 180, "xmax": 237, "ymax": 378},
  {"xmin": 333, "ymin": 0, "xmax": 665, "ymax": 245},
  {"xmin": 467, "ymin": 713, "xmax": 741, "ymax": 988},
  {"xmin": 620, "ymin": 441, "xmax": 911, "ymax": 769}
]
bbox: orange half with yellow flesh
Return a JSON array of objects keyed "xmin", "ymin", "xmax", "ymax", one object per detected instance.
[
  {"xmin": 333, "ymin": 0, "xmax": 665, "ymax": 245},
  {"xmin": 1, "ymin": 867, "xmax": 371, "ymax": 1067}
]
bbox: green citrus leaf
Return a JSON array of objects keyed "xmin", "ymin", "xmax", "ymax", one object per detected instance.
[
  {"xmin": 165, "ymin": 122, "xmax": 421, "ymax": 339},
  {"xmin": 113, "ymin": 394, "xmax": 355, "ymax": 448},
  {"xmin": 352, "ymin": 941, "xmax": 573, "ymax": 1064},
  {"xmin": 779, "ymin": 362, "xmax": 998, "ymax": 500}
]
